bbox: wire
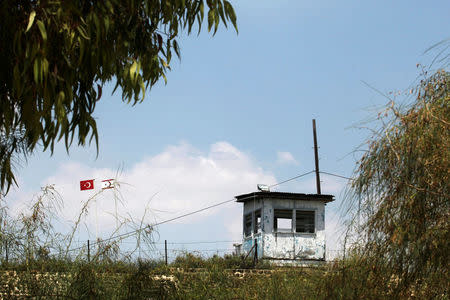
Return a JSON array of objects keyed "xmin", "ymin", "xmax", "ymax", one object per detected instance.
[
  {"xmin": 169, "ymin": 248, "xmax": 235, "ymax": 253},
  {"xmin": 166, "ymin": 240, "xmax": 240, "ymax": 245},
  {"xmin": 69, "ymin": 198, "xmax": 237, "ymax": 250},
  {"xmin": 152, "ymin": 198, "xmax": 235, "ymax": 227},
  {"xmin": 319, "ymin": 171, "xmax": 354, "ymax": 181},
  {"xmin": 67, "ymin": 169, "xmax": 346, "ymax": 252},
  {"xmin": 269, "ymin": 170, "xmax": 315, "ymax": 188},
  {"xmin": 119, "ymin": 240, "xmax": 240, "ymax": 245}
]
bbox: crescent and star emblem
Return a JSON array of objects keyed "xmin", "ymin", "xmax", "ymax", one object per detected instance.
[
  {"xmin": 80, "ymin": 179, "xmax": 113, "ymax": 191},
  {"xmin": 102, "ymin": 179, "xmax": 114, "ymax": 189}
]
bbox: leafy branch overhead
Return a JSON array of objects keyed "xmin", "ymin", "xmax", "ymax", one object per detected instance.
[{"xmin": 0, "ymin": 0, "xmax": 237, "ymax": 193}]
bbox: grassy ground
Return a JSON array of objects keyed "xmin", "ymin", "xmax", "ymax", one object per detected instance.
[{"xmin": 0, "ymin": 253, "xmax": 447, "ymax": 299}]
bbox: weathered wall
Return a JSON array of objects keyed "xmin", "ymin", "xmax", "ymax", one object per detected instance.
[{"xmin": 241, "ymin": 198, "xmax": 326, "ymax": 262}]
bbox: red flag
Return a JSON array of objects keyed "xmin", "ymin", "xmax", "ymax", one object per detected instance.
[{"xmin": 80, "ymin": 179, "xmax": 94, "ymax": 191}]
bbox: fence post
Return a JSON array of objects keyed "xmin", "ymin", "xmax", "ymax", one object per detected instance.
[
  {"xmin": 87, "ymin": 240, "xmax": 90, "ymax": 262},
  {"xmin": 253, "ymin": 238, "xmax": 258, "ymax": 266},
  {"xmin": 164, "ymin": 240, "xmax": 168, "ymax": 265},
  {"xmin": 5, "ymin": 240, "xmax": 8, "ymax": 264}
]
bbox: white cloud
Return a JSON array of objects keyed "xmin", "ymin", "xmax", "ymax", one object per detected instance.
[
  {"xmin": 276, "ymin": 151, "xmax": 298, "ymax": 165},
  {"xmin": 4, "ymin": 142, "xmax": 348, "ymax": 254},
  {"xmin": 5, "ymin": 141, "xmax": 276, "ymax": 242}
]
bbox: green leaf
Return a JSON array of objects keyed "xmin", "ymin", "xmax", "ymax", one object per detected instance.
[
  {"xmin": 33, "ymin": 58, "xmax": 39, "ymax": 83},
  {"xmin": 217, "ymin": 1, "xmax": 227, "ymax": 28},
  {"xmin": 36, "ymin": 20, "xmax": 47, "ymax": 41},
  {"xmin": 199, "ymin": 1, "xmax": 205, "ymax": 20},
  {"xmin": 208, "ymin": 9, "xmax": 214, "ymax": 32},
  {"xmin": 161, "ymin": 71, "xmax": 167, "ymax": 84},
  {"xmin": 93, "ymin": 13, "xmax": 100, "ymax": 43},
  {"xmin": 42, "ymin": 58, "xmax": 49, "ymax": 79},
  {"xmin": 78, "ymin": 37, "xmax": 85, "ymax": 65},
  {"xmin": 173, "ymin": 39, "xmax": 181, "ymax": 58},
  {"xmin": 77, "ymin": 25, "xmax": 90, "ymax": 40},
  {"xmin": 214, "ymin": 10, "xmax": 220, "ymax": 34},
  {"xmin": 26, "ymin": 11, "xmax": 36, "ymax": 33},
  {"xmin": 104, "ymin": 17, "xmax": 110, "ymax": 33},
  {"xmin": 130, "ymin": 60, "xmax": 138, "ymax": 79},
  {"xmin": 224, "ymin": 1, "xmax": 238, "ymax": 33},
  {"xmin": 140, "ymin": 80, "xmax": 146, "ymax": 101}
]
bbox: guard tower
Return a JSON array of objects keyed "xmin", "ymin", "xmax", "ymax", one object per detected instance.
[{"xmin": 235, "ymin": 190, "xmax": 334, "ymax": 264}]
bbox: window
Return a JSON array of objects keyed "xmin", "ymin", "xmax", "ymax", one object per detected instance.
[
  {"xmin": 254, "ymin": 209, "xmax": 261, "ymax": 233},
  {"xmin": 274, "ymin": 209, "xmax": 292, "ymax": 232},
  {"xmin": 296, "ymin": 210, "xmax": 315, "ymax": 233},
  {"xmin": 244, "ymin": 213, "xmax": 252, "ymax": 236}
]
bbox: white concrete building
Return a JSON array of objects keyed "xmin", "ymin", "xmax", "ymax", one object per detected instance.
[{"xmin": 235, "ymin": 191, "xmax": 334, "ymax": 264}]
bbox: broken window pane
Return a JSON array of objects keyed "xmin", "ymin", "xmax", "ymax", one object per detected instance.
[
  {"xmin": 244, "ymin": 213, "xmax": 252, "ymax": 236},
  {"xmin": 254, "ymin": 209, "xmax": 261, "ymax": 233},
  {"xmin": 274, "ymin": 209, "xmax": 293, "ymax": 232},
  {"xmin": 296, "ymin": 210, "xmax": 315, "ymax": 233}
]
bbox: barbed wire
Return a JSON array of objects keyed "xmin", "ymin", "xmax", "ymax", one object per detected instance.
[{"xmin": 65, "ymin": 169, "xmax": 351, "ymax": 254}]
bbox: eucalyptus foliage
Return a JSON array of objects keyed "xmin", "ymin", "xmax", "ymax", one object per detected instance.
[
  {"xmin": 352, "ymin": 70, "xmax": 449, "ymax": 298},
  {"xmin": 0, "ymin": 0, "xmax": 237, "ymax": 193}
]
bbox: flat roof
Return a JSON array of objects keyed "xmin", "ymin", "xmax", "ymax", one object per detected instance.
[{"xmin": 235, "ymin": 191, "xmax": 334, "ymax": 203}]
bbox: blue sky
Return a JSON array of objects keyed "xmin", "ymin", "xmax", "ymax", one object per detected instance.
[{"xmin": 6, "ymin": 0, "xmax": 449, "ymax": 258}]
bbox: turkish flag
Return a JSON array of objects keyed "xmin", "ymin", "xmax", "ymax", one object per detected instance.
[{"xmin": 80, "ymin": 179, "xmax": 94, "ymax": 191}]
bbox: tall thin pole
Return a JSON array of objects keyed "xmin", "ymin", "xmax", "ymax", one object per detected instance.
[
  {"xmin": 312, "ymin": 119, "xmax": 321, "ymax": 194},
  {"xmin": 164, "ymin": 240, "xmax": 168, "ymax": 265},
  {"xmin": 87, "ymin": 240, "xmax": 90, "ymax": 262},
  {"xmin": 5, "ymin": 240, "xmax": 8, "ymax": 264}
]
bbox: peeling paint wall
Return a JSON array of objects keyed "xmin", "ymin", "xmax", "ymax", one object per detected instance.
[
  {"xmin": 242, "ymin": 234, "xmax": 263, "ymax": 259},
  {"xmin": 241, "ymin": 197, "xmax": 326, "ymax": 262},
  {"xmin": 242, "ymin": 197, "xmax": 264, "ymax": 258}
]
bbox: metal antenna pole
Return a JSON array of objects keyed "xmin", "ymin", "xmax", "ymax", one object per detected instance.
[
  {"xmin": 165, "ymin": 240, "xmax": 168, "ymax": 265},
  {"xmin": 313, "ymin": 119, "xmax": 321, "ymax": 194}
]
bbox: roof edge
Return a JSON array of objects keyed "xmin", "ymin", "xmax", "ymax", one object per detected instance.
[{"xmin": 235, "ymin": 191, "xmax": 334, "ymax": 203}]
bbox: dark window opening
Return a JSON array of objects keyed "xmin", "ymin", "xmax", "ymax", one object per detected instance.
[
  {"xmin": 244, "ymin": 213, "xmax": 252, "ymax": 237},
  {"xmin": 274, "ymin": 209, "xmax": 292, "ymax": 232},
  {"xmin": 296, "ymin": 210, "xmax": 315, "ymax": 233},
  {"xmin": 254, "ymin": 209, "xmax": 261, "ymax": 233}
]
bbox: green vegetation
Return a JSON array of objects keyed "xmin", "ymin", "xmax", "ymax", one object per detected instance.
[
  {"xmin": 0, "ymin": 0, "xmax": 237, "ymax": 194},
  {"xmin": 343, "ymin": 70, "xmax": 449, "ymax": 299},
  {"xmin": 0, "ymin": 65, "xmax": 448, "ymax": 298},
  {"xmin": 0, "ymin": 256, "xmax": 357, "ymax": 299}
]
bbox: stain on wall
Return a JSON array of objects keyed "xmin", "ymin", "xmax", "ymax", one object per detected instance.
[{"xmin": 241, "ymin": 197, "xmax": 327, "ymax": 262}]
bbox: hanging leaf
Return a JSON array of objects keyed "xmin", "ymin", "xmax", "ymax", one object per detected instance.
[
  {"xmin": 208, "ymin": 9, "xmax": 214, "ymax": 32},
  {"xmin": 26, "ymin": 11, "xmax": 36, "ymax": 33},
  {"xmin": 130, "ymin": 60, "xmax": 138, "ymax": 80},
  {"xmin": 157, "ymin": 33, "xmax": 163, "ymax": 50},
  {"xmin": 36, "ymin": 20, "xmax": 47, "ymax": 41}
]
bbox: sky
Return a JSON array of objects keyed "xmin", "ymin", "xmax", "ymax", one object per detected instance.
[{"xmin": 4, "ymin": 0, "xmax": 450, "ymax": 259}]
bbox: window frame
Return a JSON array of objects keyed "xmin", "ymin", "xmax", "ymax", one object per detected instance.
[
  {"xmin": 244, "ymin": 213, "xmax": 252, "ymax": 237},
  {"xmin": 254, "ymin": 209, "xmax": 262, "ymax": 234},
  {"xmin": 295, "ymin": 210, "xmax": 315, "ymax": 234},
  {"xmin": 273, "ymin": 209, "xmax": 293, "ymax": 232}
]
